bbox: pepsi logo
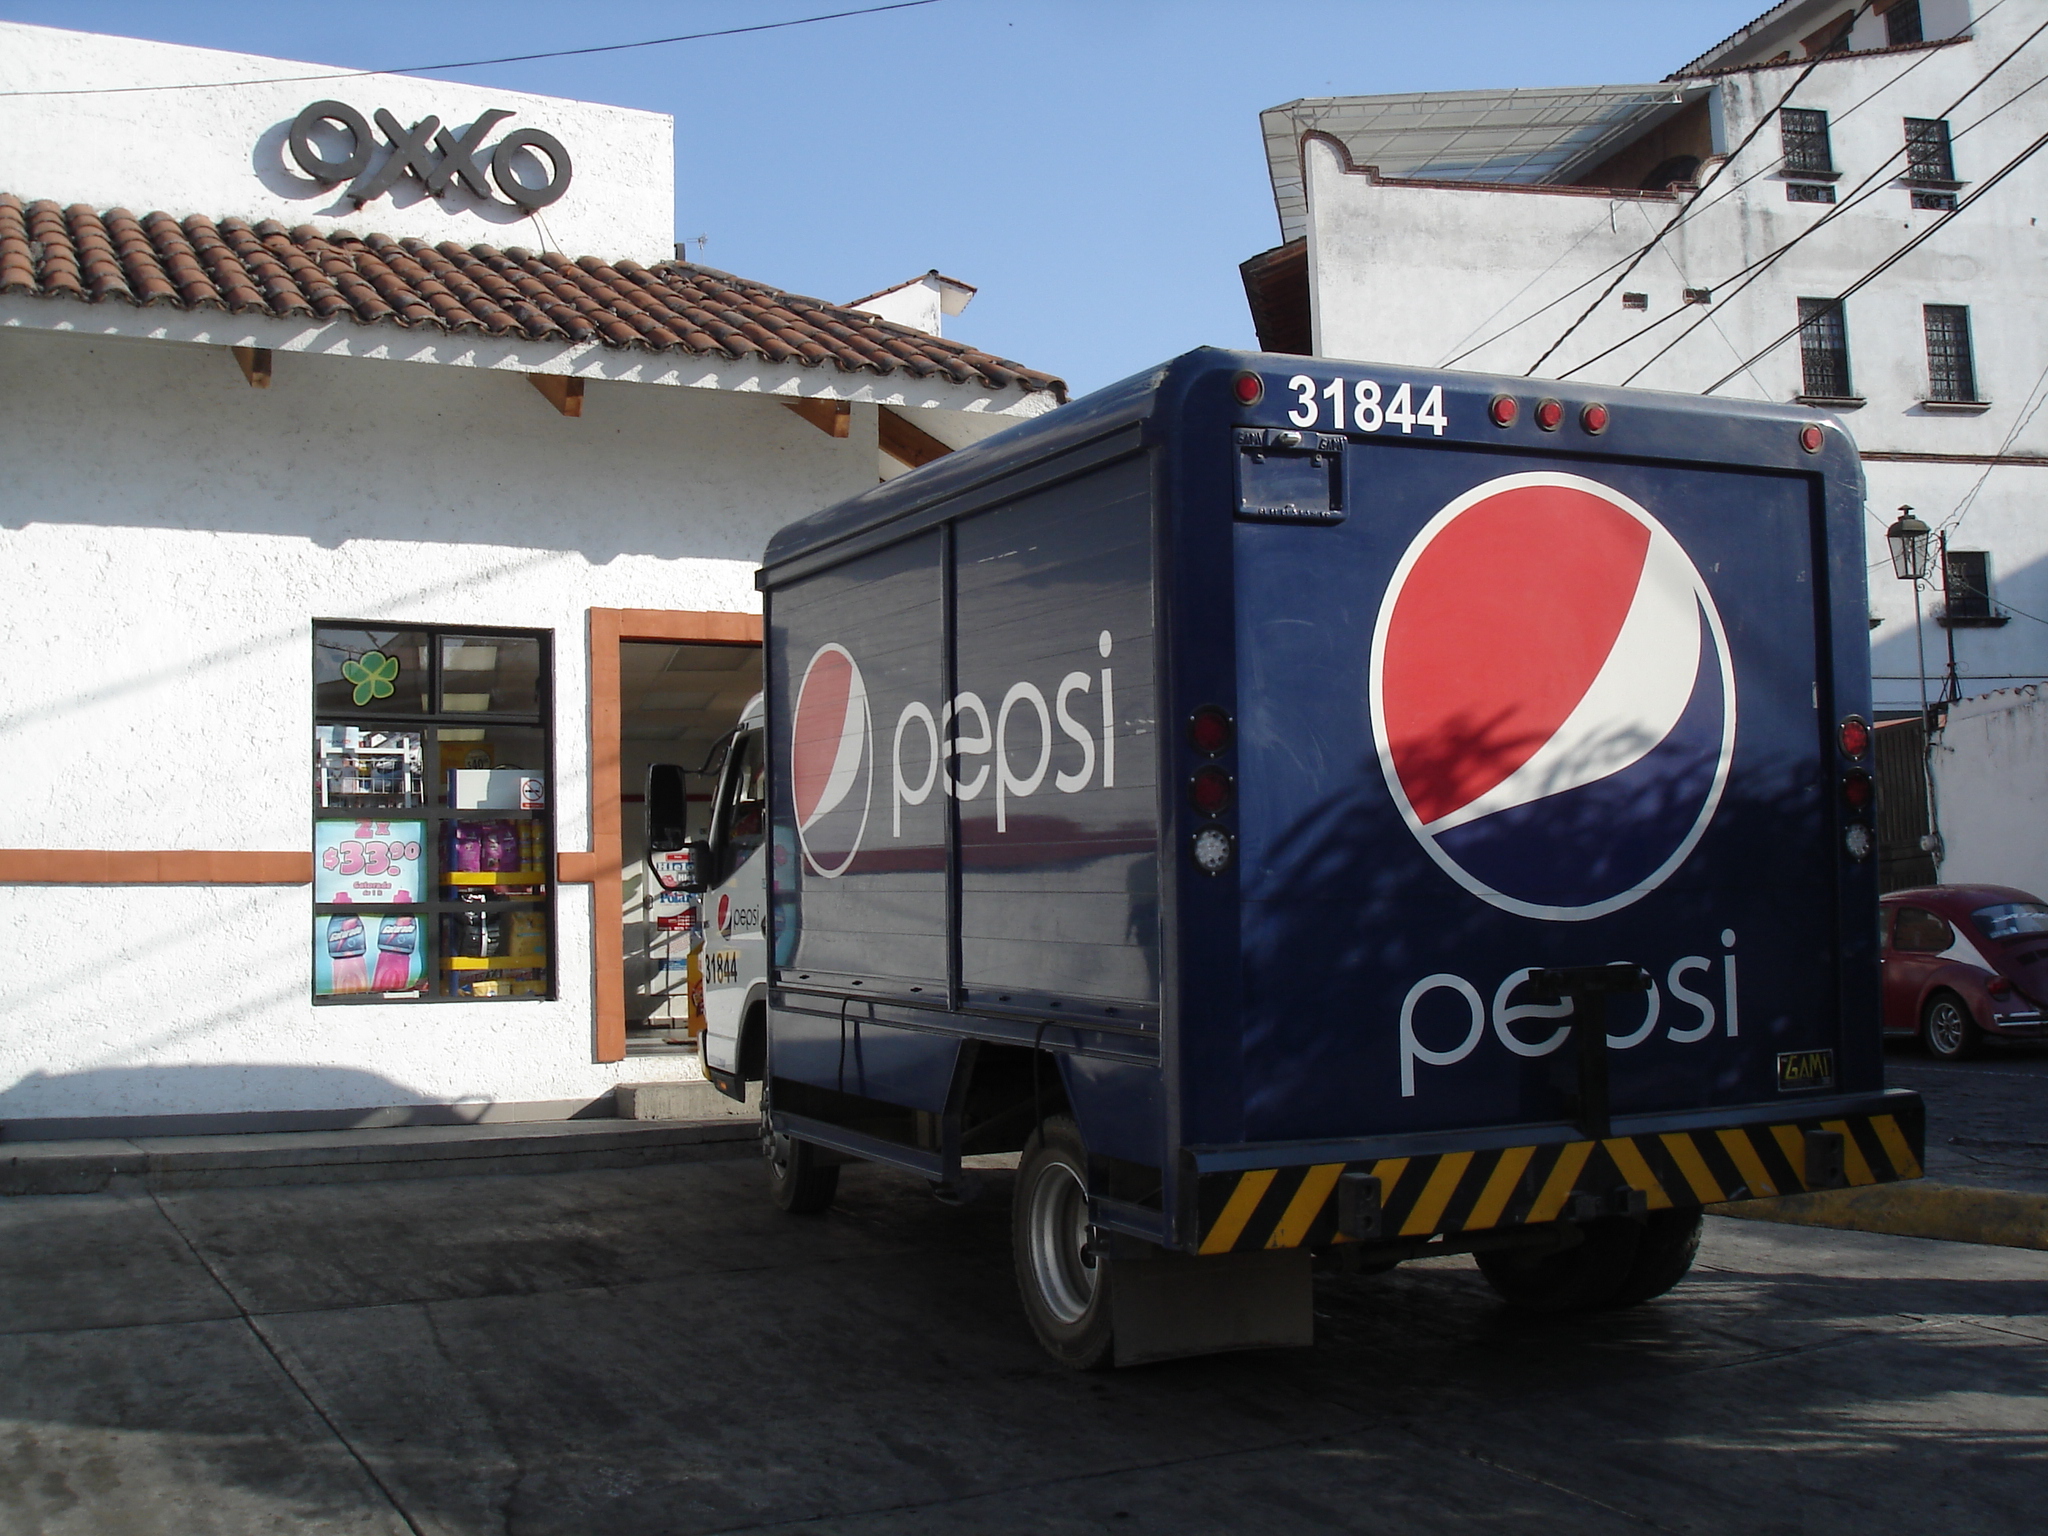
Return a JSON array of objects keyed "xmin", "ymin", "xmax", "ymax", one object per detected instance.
[
  {"xmin": 790, "ymin": 643, "xmax": 872, "ymax": 878},
  {"xmin": 716, "ymin": 893, "xmax": 731, "ymax": 936},
  {"xmin": 1370, "ymin": 472, "xmax": 1736, "ymax": 921}
]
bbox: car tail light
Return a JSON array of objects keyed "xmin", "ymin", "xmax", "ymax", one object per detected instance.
[
  {"xmin": 1839, "ymin": 716, "xmax": 1870, "ymax": 758},
  {"xmin": 1988, "ymin": 975, "xmax": 2012, "ymax": 999},
  {"xmin": 1233, "ymin": 372, "xmax": 1263, "ymax": 405},
  {"xmin": 1189, "ymin": 706, "xmax": 1233, "ymax": 755},
  {"xmin": 1580, "ymin": 402, "xmax": 1609, "ymax": 434},
  {"xmin": 1190, "ymin": 766, "xmax": 1234, "ymax": 815},
  {"xmin": 1535, "ymin": 399, "xmax": 1564, "ymax": 431},
  {"xmin": 1489, "ymin": 395, "xmax": 1518, "ymax": 427},
  {"xmin": 1841, "ymin": 769, "xmax": 1874, "ymax": 812}
]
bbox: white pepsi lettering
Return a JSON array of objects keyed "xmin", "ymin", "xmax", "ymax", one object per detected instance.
[
  {"xmin": 1400, "ymin": 974, "xmax": 1487, "ymax": 1097},
  {"xmin": 944, "ymin": 693, "xmax": 991, "ymax": 800},
  {"xmin": 1722, "ymin": 929, "xmax": 1739, "ymax": 1037},
  {"xmin": 1605, "ymin": 973, "xmax": 1661, "ymax": 1049},
  {"xmin": 996, "ymin": 682, "xmax": 1052, "ymax": 833},
  {"xmin": 1054, "ymin": 672, "xmax": 1095, "ymax": 792},
  {"xmin": 1402, "ymin": 933, "xmax": 1743, "ymax": 1094},
  {"xmin": 1664, "ymin": 957, "xmax": 1717, "ymax": 1042},
  {"xmin": 892, "ymin": 701, "xmax": 939, "ymax": 837},
  {"xmin": 1322, "ymin": 377, "xmax": 1346, "ymax": 431},
  {"xmin": 1491, "ymin": 968, "xmax": 1571, "ymax": 1057},
  {"xmin": 1098, "ymin": 630, "xmax": 1115, "ymax": 789},
  {"xmin": 1286, "ymin": 375, "xmax": 1317, "ymax": 427}
]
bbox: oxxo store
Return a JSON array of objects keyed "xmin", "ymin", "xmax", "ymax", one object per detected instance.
[{"xmin": 0, "ymin": 23, "xmax": 1062, "ymax": 1137}]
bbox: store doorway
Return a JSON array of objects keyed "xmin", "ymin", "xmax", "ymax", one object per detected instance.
[{"xmin": 618, "ymin": 639, "xmax": 762, "ymax": 1055}]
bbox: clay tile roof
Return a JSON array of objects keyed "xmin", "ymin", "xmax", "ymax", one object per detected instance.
[{"xmin": 0, "ymin": 193, "xmax": 1067, "ymax": 401}]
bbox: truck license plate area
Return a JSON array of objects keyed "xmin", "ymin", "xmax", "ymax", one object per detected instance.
[{"xmin": 1235, "ymin": 428, "xmax": 1346, "ymax": 524}]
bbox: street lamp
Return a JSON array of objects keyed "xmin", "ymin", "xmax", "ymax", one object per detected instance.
[{"xmin": 1886, "ymin": 507, "xmax": 1934, "ymax": 730}]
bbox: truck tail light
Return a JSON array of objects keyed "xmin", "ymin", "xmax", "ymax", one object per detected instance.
[
  {"xmin": 1488, "ymin": 395, "xmax": 1518, "ymax": 427},
  {"xmin": 1844, "ymin": 823, "xmax": 1873, "ymax": 861},
  {"xmin": 1190, "ymin": 766, "xmax": 1234, "ymax": 815},
  {"xmin": 1192, "ymin": 825, "xmax": 1235, "ymax": 875},
  {"xmin": 1233, "ymin": 372, "xmax": 1263, "ymax": 405},
  {"xmin": 1580, "ymin": 402, "xmax": 1609, "ymax": 434},
  {"xmin": 1801, "ymin": 424, "xmax": 1825, "ymax": 453},
  {"xmin": 1535, "ymin": 399, "xmax": 1564, "ymax": 431},
  {"xmin": 1839, "ymin": 716, "xmax": 1870, "ymax": 758},
  {"xmin": 1841, "ymin": 769, "xmax": 1873, "ymax": 812},
  {"xmin": 1189, "ymin": 706, "xmax": 1232, "ymax": 755}
]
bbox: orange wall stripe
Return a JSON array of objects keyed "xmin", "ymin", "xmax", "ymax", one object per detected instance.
[{"xmin": 0, "ymin": 850, "xmax": 312, "ymax": 884}]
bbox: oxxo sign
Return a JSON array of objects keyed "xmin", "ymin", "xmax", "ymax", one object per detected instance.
[{"xmin": 286, "ymin": 99, "xmax": 573, "ymax": 211}]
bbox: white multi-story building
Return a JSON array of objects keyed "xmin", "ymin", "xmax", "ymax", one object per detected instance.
[{"xmin": 1244, "ymin": 0, "xmax": 2046, "ymax": 720}]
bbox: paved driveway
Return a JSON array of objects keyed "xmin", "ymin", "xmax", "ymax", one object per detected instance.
[{"xmin": 3, "ymin": 1156, "xmax": 2045, "ymax": 1534}]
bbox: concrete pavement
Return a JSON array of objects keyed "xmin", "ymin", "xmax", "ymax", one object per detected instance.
[{"xmin": 3, "ymin": 1154, "xmax": 2045, "ymax": 1534}]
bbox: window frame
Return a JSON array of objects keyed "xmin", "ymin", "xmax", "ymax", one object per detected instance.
[
  {"xmin": 1923, "ymin": 303, "xmax": 1979, "ymax": 402},
  {"xmin": 1903, "ymin": 117, "xmax": 1957, "ymax": 185},
  {"xmin": 1780, "ymin": 108, "xmax": 1836, "ymax": 177},
  {"xmin": 311, "ymin": 619, "xmax": 557, "ymax": 1005},
  {"xmin": 1884, "ymin": 0, "xmax": 1924, "ymax": 48},
  {"xmin": 1893, "ymin": 905, "xmax": 1954, "ymax": 954},
  {"xmin": 1943, "ymin": 548, "xmax": 1994, "ymax": 622},
  {"xmin": 1796, "ymin": 297, "xmax": 1855, "ymax": 400}
]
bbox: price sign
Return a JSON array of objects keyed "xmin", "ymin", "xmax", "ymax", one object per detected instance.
[{"xmin": 316, "ymin": 819, "xmax": 426, "ymax": 903}]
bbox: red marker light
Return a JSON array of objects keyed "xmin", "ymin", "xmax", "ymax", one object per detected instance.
[
  {"xmin": 1581, "ymin": 402, "xmax": 1610, "ymax": 434},
  {"xmin": 1800, "ymin": 424, "xmax": 1825, "ymax": 453},
  {"xmin": 1488, "ymin": 394, "xmax": 1519, "ymax": 428},
  {"xmin": 1233, "ymin": 372, "xmax": 1264, "ymax": 405},
  {"xmin": 1535, "ymin": 399, "xmax": 1564, "ymax": 431},
  {"xmin": 1841, "ymin": 769, "xmax": 1874, "ymax": 811},
  {"xmin": 1839, "ymin": 717, "xmax": 1870, "ymax": 759},
  {"xmin": 1989, "ymin": 975, "xmax": 2012, "ymax": 999},
  {"xmin": 1189, "ymin": 706, "xmax": 1233, "ymax": 755},
  {"xmin": 1190, "ymin": 766, "xmax": 1234, "ymax": 815}
]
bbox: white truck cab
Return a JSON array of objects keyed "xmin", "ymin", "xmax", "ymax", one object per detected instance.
[{"xmin": 693, "ymin": 694, "xmax": 771, "ymax": 1091}]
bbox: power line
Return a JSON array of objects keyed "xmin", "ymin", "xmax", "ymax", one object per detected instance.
[
  {"xmin": 1700, "ymin": 120, "xmax": 2048, "ymax": 394},
  {"xmin": 1518, "ymin": 2, "xmax": 1876, "ymax": 379},
  {"xmin": 0, "ymin": 1, "xmax": 948, "ymax": 98},
  {"xmin": 1601, "ymin": 19, "xmax": 2048, "ymax": 389}
]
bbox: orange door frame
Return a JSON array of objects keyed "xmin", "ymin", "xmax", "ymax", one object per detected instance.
[{"xmin": 559, "ymin": 607, "xmax": 763, "ymax": 1062}]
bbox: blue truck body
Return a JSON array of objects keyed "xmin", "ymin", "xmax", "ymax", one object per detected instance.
[{"xmin": 747, "ymin": 347, "xmax": 1922, "ymax": 1281}]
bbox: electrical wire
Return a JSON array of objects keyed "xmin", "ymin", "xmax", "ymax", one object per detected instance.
[
  {"xmin": 0, "ymin": 1, "xmax": 948, "ymax": 97},
  {"xmin": 1600, "ymin": 19, "xmax": 2048, "ymax": 389},
  {"xmin": 1519, "ymin": 2, "xmax": 1876, "ymax": 379}
]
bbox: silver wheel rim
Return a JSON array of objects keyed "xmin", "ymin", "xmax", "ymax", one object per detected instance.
[
  {"xmin": 761, "ymin": 1112, "xmax": 793, "ymax": 1180},
  {"xmin": 1927, "ymin": 999, "xmax": 1967, "ymax": 1055},
  {"xmin": 1026, "ymin": 1159, "xmax": 1097, "ymax": 1325}
]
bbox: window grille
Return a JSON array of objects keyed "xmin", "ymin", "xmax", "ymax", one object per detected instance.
[
  {"xmin": 1787, "ymin": 182, "xmax": 1837, "ymax": 203},
  {"xmin": 1923, "ymin": 305, "xmax": 1977, "ymax": 401},
  {"xmin": 1885, "ymin": 0, "xmax": 1924, "ymax": 47},
  {"xmin": 1943, "ymin": 549, "xmax": 1992, "ymax": 621},
  {"xmin": 1797, "ymin": 298, "xmax": 1853, "ymax": 398},
  {"xmin": 1904, "ymin": 117, "xmax": 1954, "ymax": 182},
  {"xmin": 1781, "ymin": 109, "xmax": 1835, "ymax": 175}
]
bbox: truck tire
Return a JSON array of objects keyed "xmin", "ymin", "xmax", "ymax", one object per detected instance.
[
  {"xmin": 1475, "ymin": 1218, "xmax": 1641, "ymax": 1314},
  {"xmin": 1922, "ymin": 990, "xmax": 1979, "ymax": 1061},
  {"xmin": 761, "ymin": 1102, "xmax": 839, "ymax": 1214},
  {"xmin": 1603, "ymin": 1209, "xmax": 1702, "ymax": 1308},
  {"xmin": 1013, "ymin": 1116, "xmax": 1114, "ymax": 1370}
]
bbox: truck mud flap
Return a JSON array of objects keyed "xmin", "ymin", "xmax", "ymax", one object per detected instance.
[{"xmin": 1194, "ymin": 1103, "xmax": 1925, "ymax": 1255}]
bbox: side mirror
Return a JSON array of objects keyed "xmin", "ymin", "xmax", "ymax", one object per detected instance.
[
  {"xmin": 649, "ymin": 840, "xmax": 711, "ymax": 894},
  {"xmin": 645, "ymin": 763, "xmax": 690, "ymax": 852}
]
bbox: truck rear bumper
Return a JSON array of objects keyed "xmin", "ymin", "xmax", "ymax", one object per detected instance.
[{"xmin": 1188, "ymin": 1090, "xmax": 1924, "ymax": 1256}]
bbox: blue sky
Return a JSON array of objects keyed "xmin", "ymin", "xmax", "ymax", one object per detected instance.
[{"xmin": 2, "ymin": 1, "xmax": 1772, "ymax": 395}]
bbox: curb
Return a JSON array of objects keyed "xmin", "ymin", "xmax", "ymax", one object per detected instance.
[{"xmin": 1710, "ymin": 1181, "xmax": 2048, "ymax": 1251}]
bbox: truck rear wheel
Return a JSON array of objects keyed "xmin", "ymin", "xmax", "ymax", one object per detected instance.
[
  {"xmin": 1604, "ymin": 1209, "xmax": 1702, "ymax": 1308},
  {"xmin": 1013, "ymin": 1116, "xmax": 1114, "ymax": 1370},
  {"xmin": 761, "ymin": 1101, "xmax": 839, "ymax": 1214},
  {"xmin": 1476, "ymin": 1218, "xmax": 1641, "ymax": 1313}
]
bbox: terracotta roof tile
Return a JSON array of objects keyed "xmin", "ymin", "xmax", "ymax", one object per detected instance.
[{"xmin": 0, "ymin": 195, "xmax": 1065, "ymax": 399}]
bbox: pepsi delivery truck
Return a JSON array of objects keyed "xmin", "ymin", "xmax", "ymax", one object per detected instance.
[{"xmin": 674, "ymin": 347, "xmax": 1925, "ymax": 1369}]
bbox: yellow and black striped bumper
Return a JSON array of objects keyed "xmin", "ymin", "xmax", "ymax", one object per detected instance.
[{"xmin": 1194, "ymin": 1099, "xmax": 1924, "ymax": 1256}]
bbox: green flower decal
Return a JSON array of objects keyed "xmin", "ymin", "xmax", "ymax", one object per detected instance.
[{"xmin": 341, "ymin": 649, "xmax": 400, "ymax": 706}]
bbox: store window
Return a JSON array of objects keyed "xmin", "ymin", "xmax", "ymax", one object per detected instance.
[
  {"xmin": 313, "ymin": 623, "xmax": 554, "ymax": 1003},
  {"xmin": 1796, "ymin": 298, "xmax": 1853, "ymax": 399}
]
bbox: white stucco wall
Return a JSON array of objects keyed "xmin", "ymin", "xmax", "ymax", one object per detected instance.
[
  {"xmin": 0, "ymin": 22, "xmax": 675, "ymax": 263},
  {"xmin": 1929, "ymin": 685, "xmax": 2048, "ymax": 899},
  {"xmin": 1300, "ymin": 0, "xmax": 2048, "ymax": 714},
  {"xmin": 0, "ymin": 324, "xmax": 887, "ymax": 1126}
]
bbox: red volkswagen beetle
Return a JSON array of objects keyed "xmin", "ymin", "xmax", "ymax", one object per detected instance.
[{"xmin": 1880, "ymin": 884, "xmax": 2048, "ymax": 1058}]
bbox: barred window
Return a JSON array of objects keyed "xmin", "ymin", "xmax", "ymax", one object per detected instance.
[
  {"xmin": 1781, "ymin": 109, "xmax": 1835, "ymax": 175},
  {"xmin": 1944, "ymin": 549, "xmax": 1992, "ymax": 621},
  {"xmin": 1797, "ymin": 298, "xmax": 1853, "ymax": 398},
  {"xmin": 1924, "ymin": 304, "xmax": 1978, "ymax": 401},
  {"xmin": 1787, "ymin": 182, "xmax": 1837, "ymax": 203},
  {"xmin": 1904, "ymin": 117, "xmax": 1955, "ymax": 182},
  {"xmin": 1885, "ymin": 0, "xmax": 1924, "ymax": 47}
]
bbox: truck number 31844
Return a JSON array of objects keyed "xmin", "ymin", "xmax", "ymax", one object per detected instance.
[{"xmin": 1286, "ymin": 375, "xmax": 1447, "ymax": 436}]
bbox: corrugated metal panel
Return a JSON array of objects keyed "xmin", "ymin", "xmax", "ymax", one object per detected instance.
[{"xmin": 1875, "ymin": 717, "xmax": 1937, "ymax": 892}]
